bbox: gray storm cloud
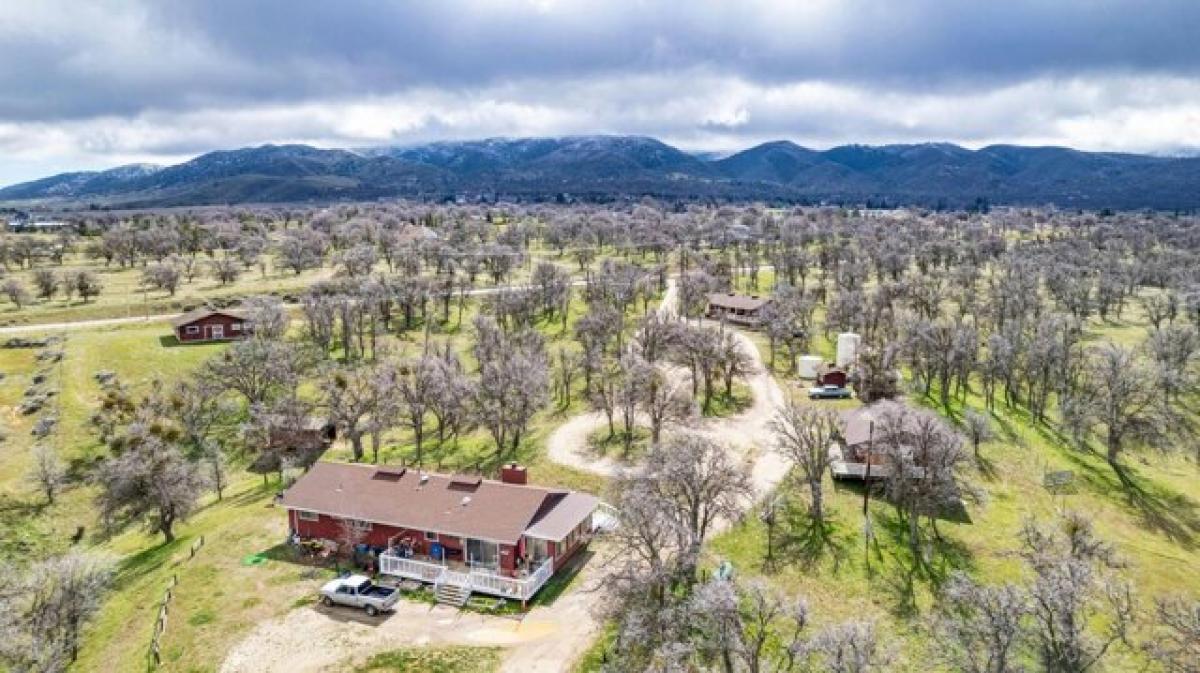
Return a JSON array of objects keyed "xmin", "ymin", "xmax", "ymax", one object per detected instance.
[{"xmin": 2, "ymin": 0, "xmax": 1199, "ymax": 183}]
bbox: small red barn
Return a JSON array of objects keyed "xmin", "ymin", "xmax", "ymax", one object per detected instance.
[
  {"xmin": 171, "ymin": 308, "xmax": 249, "ymax": 343},
  {"xmin": 816, "ymin": 364, "xmax": 848, "ymax": 388}
]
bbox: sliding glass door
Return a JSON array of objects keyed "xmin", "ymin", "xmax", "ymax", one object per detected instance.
[{"xmin": 466, "ymin": 538, "xmax": 498, "ymax": 569}]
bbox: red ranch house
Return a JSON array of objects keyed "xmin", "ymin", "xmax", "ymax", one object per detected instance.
[
  {"xmin": 170, "ymin": 308, "xmax": 250, "ymax": 342},
  {"xmin": 281, "ymin": 462, "xmax": 601, "ymax": 605}
]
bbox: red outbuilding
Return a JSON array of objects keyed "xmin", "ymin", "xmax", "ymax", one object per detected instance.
[
  {"xmin": 816, "ymin": 365, "xmax": 848, "ymax": 388},
  {"xmin": 170, "ymin": 308, "xmax": 250, "ymax": 343}
]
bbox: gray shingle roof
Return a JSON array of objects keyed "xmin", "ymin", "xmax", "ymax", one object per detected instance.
[{"xmin": 707, "ymin": 293, "xmax": 770, "ymax": 311}]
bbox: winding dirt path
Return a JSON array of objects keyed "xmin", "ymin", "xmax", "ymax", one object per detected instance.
[{"xmin": 546, "ymin": 278, "xmax": 789, "ymax": 495}]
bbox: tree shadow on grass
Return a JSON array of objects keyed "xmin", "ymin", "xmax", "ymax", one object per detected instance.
[
  {"xmin": 974, "ymin": 454, "xmax": 1000, "ymax": 481},
  {"xmin": 834, "ymin": 478, "xmax": 973, "ymax": 527},
  {"xmin": 1030, "ymin": 419, "xmax": 1077, "ymax": 456},
  {"xmin": 989, "ymin": 413, "xmax": 1023, "ymax": 445},
  {"xmin": 220, "ymin": 484, "xmax": 278, "ymax": 509},
  {"xmin": 877, "ymin": 550, "xmax": 921, "ymax": 619},
  {"xmin": 871, "ymin": 509, "xmax": 977, "ymax": 619},
  {"xmin": 0, "ymin": 493, "xmax": 48, "ymax": 518},
  {"xmin": 776, "ymin": 507, "xmax": 850, "ymax": 573},
  {"xmin": 112, "ymin": 538, "xmax": 186, "ymax": 591},
  {"xmin": 256, "ymin": 542, "xmax": 344, "ymax": 581},
  {"xmin": 936, "ymin": 498, "xmax": 974, "ymax": 526},
  {"xmin": 1056, "ymin": 447, "xmax": 1200, "ymax": 549},
  {"xmin": 65, "ymin": 453, "xmax": 106, "ymax": 484},
  {"xmin": 390, "ymin": 440, "xmax": 493, "ymax": 476},
  {"xmin": 1112, "ymin": 461, "xmax": 1200, "ymax": 549},
  {"xmin": 258, "ymin": 541, "xmax": 327, "ymax": 567}
]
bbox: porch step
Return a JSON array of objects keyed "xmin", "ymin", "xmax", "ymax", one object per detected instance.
[{"xmin": 434, "ymin": 582, "xmax": 471, "ymax": 607}]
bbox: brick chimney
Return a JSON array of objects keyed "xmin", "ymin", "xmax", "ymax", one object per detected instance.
[{"xmin": 500, "ymin": 463, "xmax": 528, "ymax": 485}]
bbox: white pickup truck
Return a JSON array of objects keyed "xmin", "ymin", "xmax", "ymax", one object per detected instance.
[{"xmin": 319, "ymin": 575, "xmax": 399, "ymax": 616}]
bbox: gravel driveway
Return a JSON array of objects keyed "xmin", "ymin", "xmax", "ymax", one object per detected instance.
[{"xmin": 221, "ymin": 550, "xmax": 610, "ymax": 673}]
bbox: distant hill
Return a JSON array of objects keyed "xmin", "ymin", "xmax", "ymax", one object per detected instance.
[
  {"xmin": 0, "ymin": 163, "xmax": 163, "ymax": 201},
  {"xmin": 5, "ymin": 136, "xmax": 1200, "ymax": 209},
  {"xmin": 713, "ymin": 141, "xmax": 1200, "ymax": 208}
]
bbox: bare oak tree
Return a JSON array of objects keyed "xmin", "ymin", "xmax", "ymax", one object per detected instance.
[
  {"xmin": 1144, "ymin": 598, "xmax": 1200, "ymax": 673},
  {"xmin": 1020, "ymin": 512, "xmax": 1135, "ymax": 673},
  {"xmin": 0, "ymin": 552, "xmax": 113, "ymax": 670},
  {"xmin": 95, "ymin": 429, "xmax": 208, "ymax": 543},
  {"xmin": 29, "ymin": 444, "xmax": 66, "ymax": 505},
  {"xmin": 931, "ymin": 571, "xmax": 1028, "ymax": 673},
  {"xmin": 770, "ymin": 401, "xmax": 842, "ymax": 525}
]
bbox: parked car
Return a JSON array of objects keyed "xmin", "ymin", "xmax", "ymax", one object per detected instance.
[
  {"xmin": 320, "ymin": 575, "xmax": 399, "ymax": 616},
  {"xmin": 808, "ymin": 384, "xmax": 852, "ymax": 400}
]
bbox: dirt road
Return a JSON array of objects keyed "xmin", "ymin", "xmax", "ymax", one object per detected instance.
[{"xmin": 0, "ymin": 314, "xmax": 169, "ymax": 334}]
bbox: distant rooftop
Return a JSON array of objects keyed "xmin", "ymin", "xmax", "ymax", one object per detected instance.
[{"xmin": 707, "ymin": 292, "xmax": 770, "ymax": 311}]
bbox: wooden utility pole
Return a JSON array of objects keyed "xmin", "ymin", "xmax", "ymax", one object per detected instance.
[{"xmin": 863, "ymin": 420, "xmax": 874, "ymax": 574}]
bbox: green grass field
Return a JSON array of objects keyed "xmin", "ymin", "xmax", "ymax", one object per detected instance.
[
  {"xmin": 0, "ymin": 233, "xmax": 626, "ymax": 327},
  {"xmin": 0, "ymin": 252, "xmax": 338, "ymax": 326},
  {"xmin": 693, "ymin": 303, "xmax": 1200, "ymax": 672}
]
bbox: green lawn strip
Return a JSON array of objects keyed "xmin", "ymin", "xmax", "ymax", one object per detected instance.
[
  {"xmin": 586, "ymin": 425, "xmax": 650, "ymax": 463},
  {"xmin": 572, "ymin": 623, "xmax": 617, "ymax": 673},
  {"xmin": 354, "ymin": 646, "xmax": 502, "ymax": 673},
  {"xmin": 701, "ymin": 381, "xmax": 753, "ymax": 418}
]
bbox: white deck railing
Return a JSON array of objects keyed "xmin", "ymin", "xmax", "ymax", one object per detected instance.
[
  {"xmin": 594, "ymin": 501, "xmax": 620, "ymax": 531},
  {"xmin": 379, "ymin": 554, "xmax": 445, "ymax": 581},
  {"xmin": 378, "ymin": 552, "xmax": 555, "ymax": 601}
]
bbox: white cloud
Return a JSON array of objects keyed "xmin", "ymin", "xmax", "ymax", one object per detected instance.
[
  {"xmin": 3, "ymin": 1, "xmax": 1200, "ymax": 183},
  {"xmin": 6, "ymin": 71, "xmax": 1200, "ymax": 183}
]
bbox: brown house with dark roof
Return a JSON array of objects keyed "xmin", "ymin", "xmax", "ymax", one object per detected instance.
[
  {"xmin": 830, "ymin": 402, "xmax": 928, "ymax": 480},
  {"xmin": 171, "ymin": 308, "xmax": 249, "ymax": 342},
  {"xmin": 281, "ymin": 462, "xmax": 600, "ymax": 603},
  {"xmin": 706, "ymin": 292, "xmax": 771, "ymax": 327},
  {"xmin": 268, "ymin": 416, "xmax": 336, "ymax": 452}
]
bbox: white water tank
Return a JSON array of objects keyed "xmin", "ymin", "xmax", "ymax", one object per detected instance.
[
  {"xmin": 797, "ymin": 355, "xmax": 823, "ymax": 379},
  {"xmin": 836, "ymin": 333, "xmax": 861, "ymax": 369}
]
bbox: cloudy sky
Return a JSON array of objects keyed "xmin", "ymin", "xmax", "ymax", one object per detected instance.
[{"xmin": 3, "ymin": 0, "xmax": 1200, "ymax": 184}]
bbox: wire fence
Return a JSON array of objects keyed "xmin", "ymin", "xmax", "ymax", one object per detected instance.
[{"xmin": 147, "ymin": 535, "xmax": 205, "ymax": 669}]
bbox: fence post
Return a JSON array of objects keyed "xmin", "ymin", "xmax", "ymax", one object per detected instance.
[{"xmin": 148, "ymin": 543, "xmax": 202, "ymax": 668}]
